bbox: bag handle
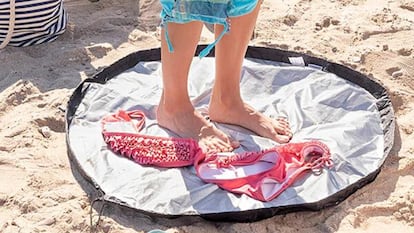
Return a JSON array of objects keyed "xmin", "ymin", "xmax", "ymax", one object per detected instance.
[{"xmin": 0, "ymin": 0, "xmax": 16, "ymax": 49}]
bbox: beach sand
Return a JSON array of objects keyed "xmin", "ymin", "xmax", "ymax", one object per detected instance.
[{"xmin": 1, "ymin": 0, "xmax": 413, "ymax": 232}]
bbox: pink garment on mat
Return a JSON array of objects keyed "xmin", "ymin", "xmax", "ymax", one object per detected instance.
[
  {"xmin": 102, "ymin": 110, "xmax": 202, "ymax": 168},
  {"xmin": 101, "ymin": 110, "xmax": 333, "ymax": 201},
  {"xmin": 194, "ymin": 140, "xmax": 333, "ymax": 201}
]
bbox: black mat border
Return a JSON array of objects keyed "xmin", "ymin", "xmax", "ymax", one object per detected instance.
[{"xmin": 65, "ymin": 45, "xmax": 395, "ymax": 222}]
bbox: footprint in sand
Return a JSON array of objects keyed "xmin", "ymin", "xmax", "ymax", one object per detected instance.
[
  {"xmin": 397, "ymin": 48, "xmax": 413, "ymax": 56},
  {"xmin": 386, "ymin": 66, "xmax": 404, "ymax": 78},
  {"xmin": 2, "ymin": 80, "xmax": 39, "ymax": 107},
  {"xmin": 400, "ymin": 1, "xmax": 414, "ymax": 11},
  {"xmin": 33, "ymin": 116, "xmax": 65, "ymax": 134},
  {"xmin": 84, "ymin": 43, "xmax": 113, "ymax": 59},
  {"xmin": 315, "ymin": 16, "xmax": 340, "ymax": 31}
]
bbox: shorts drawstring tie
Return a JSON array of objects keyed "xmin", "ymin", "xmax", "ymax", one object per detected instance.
[{"xmin": 160, "ymin": 0, "xmax": 232, "ymax": 58}]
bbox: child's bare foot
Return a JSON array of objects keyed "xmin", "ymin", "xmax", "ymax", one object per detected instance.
[
  {"xmin": 157, "ymin": 103, "xmax": 239, "ymax": 153},
  {"xmin": 209, "ymin": 99, "xmax": 292, "ymax": 143}
]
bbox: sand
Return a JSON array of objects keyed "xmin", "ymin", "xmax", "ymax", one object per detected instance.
[{"xmin": 0, "ymin": 0, "xmax": 413, "ymax": 232}]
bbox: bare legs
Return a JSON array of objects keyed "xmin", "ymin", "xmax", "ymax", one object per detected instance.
[
  {"xmin": 157, "ymin": 21, "xmax": 237, "ymax": 152},
  {"xmin": 209, "ymin": 3, "xmax": 292, "ymax": 143},
  {"xmin": 157, "ymin": 3, "xmax": 292, "ymax": 152}
]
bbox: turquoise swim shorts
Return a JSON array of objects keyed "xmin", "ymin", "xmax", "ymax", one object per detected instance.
[{"xmin": 160, "ymin": 0, "xmax": 259, "ymax": 57}]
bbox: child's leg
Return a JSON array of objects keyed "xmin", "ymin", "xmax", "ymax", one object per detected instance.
[
  {"xmin": 157, "ymin": 21, "xmax": 237, "ymax": 152},
  {"xmin": 209, "ymin": 3, "xmax": 292, "ymax": 143}
]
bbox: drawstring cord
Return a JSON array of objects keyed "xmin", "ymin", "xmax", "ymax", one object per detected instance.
[
  {"xmin": 89, "ymin": 194, "xmax": 106, "ymax": 233},
  {"xmin": 198, "ymin": 19, "xmax": 229, "ymax": 58},
  {"xmin": 162, "ymin": 17, "xmax": 175, "ymax": 53},
  {"xmin": 163, "ymin": 18, "xmax": 230, "ymax": 58},
  {"xmin": 309, "ymin": 155, "xmax": 334, "ymax": 175}
]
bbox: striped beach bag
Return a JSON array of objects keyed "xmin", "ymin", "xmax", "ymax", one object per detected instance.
[{"xmin": 0, "ymin": 0, "xmax": 67, "ymax": 49}]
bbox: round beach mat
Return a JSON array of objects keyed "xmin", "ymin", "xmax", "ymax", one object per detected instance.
[{"xmin": 66, "ymin": 46, "xmax": 394, "ymax": 222}]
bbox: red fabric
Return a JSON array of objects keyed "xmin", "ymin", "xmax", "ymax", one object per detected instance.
[
  {"xmin": 102, "ymin": 110, "xmax": 201, "ymax": 168},
  {"xmin": 101, "ymin": 110, "xmax": 333, "ymax": 201},
  {"xmin": 195, "ymin": 141, "xmax": 332, "ymax": 201}
]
